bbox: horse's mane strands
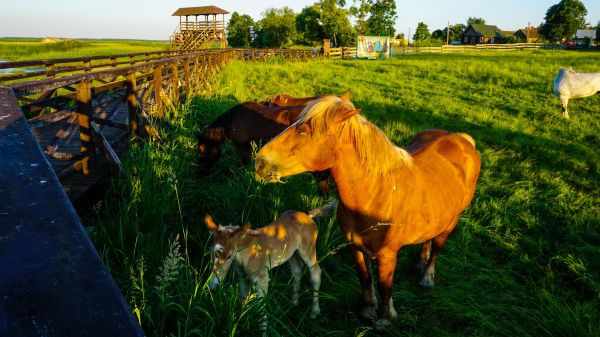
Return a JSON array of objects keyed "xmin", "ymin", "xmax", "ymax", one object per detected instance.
[{"xmin": 298, "ymin": 96, "xmax": 412, "ymax": 175}]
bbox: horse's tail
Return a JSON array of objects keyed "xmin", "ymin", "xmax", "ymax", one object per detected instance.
[
  {"xmin": 458, "ymin": 133, "xmax": 476, "ymax": 147},
  {"xmin": 308, "ymin": 199, "xmax": 338, "ymax": 219}
]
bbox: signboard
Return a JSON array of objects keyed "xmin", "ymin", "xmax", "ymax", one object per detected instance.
[{"xmin": 357, "ymin": 35, "xmax": 392, "ymax": 59}]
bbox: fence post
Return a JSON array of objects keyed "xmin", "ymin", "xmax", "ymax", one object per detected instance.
[
  {"xmin": 171, "ymin": 62, "xmax": 180, "ymax": 102},
  {"xmin": 183, "ymin": 58, "xmax": 191, "ymax": 97},
  {"xmin": 125, "ymin": 73, "xmax": 138, "ymax": 137},
  {"xmin": 153, "ymin": 66, "xmax": 164, "ymax": 117},
  {"xmin": 76, "ymin": 80, "xmax": 95, "ymax": 176},
  {"xmin": 193, "ymin": 56, "xmax": 199, "ymax": 82}
]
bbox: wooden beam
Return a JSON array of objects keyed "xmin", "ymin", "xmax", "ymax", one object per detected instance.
[
  {"xmin": 153, "ymin": 66, "xmax": 164, "ymax": 117},
  {"xmin": 90, "ymin": 121, "xmax": 123, "ymax": 174},
  {"xmin": 76, "ymin": 80, "xmax": 95, "ymax": 176}
]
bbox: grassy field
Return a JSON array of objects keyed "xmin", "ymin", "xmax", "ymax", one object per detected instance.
[
  {"xmin": 87, "ymin": 50, "xmax": 599, "ymax": 336},
  {"xmin": 0, "ymin": 38, "xmax": 169, "ymax": 61}
]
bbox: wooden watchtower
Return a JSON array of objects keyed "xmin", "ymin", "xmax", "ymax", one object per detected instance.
[{"xmin": 170, "ymin": 6, "xmax": 229, "ymax": 50}]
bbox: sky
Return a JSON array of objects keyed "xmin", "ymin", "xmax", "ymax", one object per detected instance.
[{"xmin": 0, "ymin": 0, "xmax": 598, "ymax": 40}]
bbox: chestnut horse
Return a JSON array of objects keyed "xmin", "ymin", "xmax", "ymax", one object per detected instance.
[{"xmin": 255, "ymin": 95, "xmax": 481, "ymax": 328}]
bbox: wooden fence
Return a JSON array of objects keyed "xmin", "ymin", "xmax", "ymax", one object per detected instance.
[
  {"xmin": 392, "ymin": 43, "xmax": 564, "ymax": 54},
  {"xmin": 0, "ymin": 49, "xmax": 235, "ymax": 177},
  {"xmin": 233, "ymin": 48, "xmax": 319, "ymax": 61}
]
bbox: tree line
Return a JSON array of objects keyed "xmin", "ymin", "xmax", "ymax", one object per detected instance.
[
  {"xmin": 227, "ymin": 0, "xmax": 396, "ymax": 48},
  {"xmin": 228, "ymin": 0, "xmax": 598, "ymax": 48}
]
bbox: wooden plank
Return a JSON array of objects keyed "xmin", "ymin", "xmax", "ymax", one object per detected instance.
[
  {"xmin": 76, "ymin": 80, "xmax": 95, "ymax": 176},
  {"xmin": 153, "ymin": 66, "xmax": 164, "ymax": 117},
  {"xmin": 90, "ymin": 121, "xmax": 124, "ymax": 174}
]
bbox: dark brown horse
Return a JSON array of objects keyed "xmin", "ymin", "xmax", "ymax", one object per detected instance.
[
  {"xmin": 255, "ymin": 95, "xmax": 481, "ymax": 328},
  {"xmin": 197, "ymin": 101, "xmax": 331, "ymax": 194},
  {"xmin": 260, "ymin": 93, "xmax": 321, "ymax": 107}
]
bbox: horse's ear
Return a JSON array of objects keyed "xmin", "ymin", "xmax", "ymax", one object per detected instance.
[
  {"xmin": 205, "ymin": 214, "xmax": 219, "ymax": 232},
  {"xmin": 340, "ymin": 92, "xmax": 352, "ymax": 101},
  {"xmin": 336, "ymin": 108, "xmax": 361, "ymax": 122}
]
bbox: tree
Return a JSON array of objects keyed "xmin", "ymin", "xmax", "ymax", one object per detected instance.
[
  {"xmin": 413, "ymin": 22, "xmax": 430, "ymax": 42},
  {"xmin": 255, "ymin": 7, "xmax": 298, "ymax": 48},
  {"xmin": 395, "ymin": 33, "xmax": 405, "ymax": 40},
  {"xmin": 467, "ymin": 17, "xmax": 486, "ymax": 26},
  {"xmin": 319, "ymin": 0, "xmax": 356, "ymax": 46},
  {"xmin": 442, "ymin": 23, "xmax": 466, "ymax": 43},
  {"xmin": 596, "ymin": 20, "xmax": 600, "ymax": 43},
  {"xmin": 296, "ymin": 5, "xmax": 325, "ymax": 45},
  {"xmin": 349, "ymin": 0, "xmax": 371, "ymax": 35},
  {"xmin": 366, "ymin": 0, "xmax": 397, "ymax": 36},
  {"xmin": 431, "ymin": 29, "xmax": 444, "ymax": 40},
  {"xmin": 539, "ymin": 0, "xmax": 587, "ymax": 43},
  {"xmin": 227, "ymin": 12, "xmax": 255, "ymax": 47}
]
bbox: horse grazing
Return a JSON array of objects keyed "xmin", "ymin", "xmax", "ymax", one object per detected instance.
[
  {"xmin": 205, "ymin": 200, "xmax": 337, "ymax": 332},
  {"xmin": 196, "ymin": 102, "xmax": 304, "ymax": 172},
  {"xmin": 197, "ymin": 101, "xmax": 331, "ymax": 194},
  {"xmin": 260, "ymin": 93, "xmax": 321, "ymax": 107},
  {"xmin": 553, "ymin": 68, "xmax": 600, "ymax": 119},
  {"xmin": 255, "ymin": 95, "xmax": 481, "ymax": 328}
]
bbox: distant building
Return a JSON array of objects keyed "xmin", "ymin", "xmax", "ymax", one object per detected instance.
[
  {"xmin": 461, "ymin": 24, "xmax": 505, "ymax": 44},
  {"xmin": 572, "ymin": 29, "xmax": 597, "ymax": 46},
  {"xmin": 514, "ymin": 27, "xmax": 540, "ymax": 43}
]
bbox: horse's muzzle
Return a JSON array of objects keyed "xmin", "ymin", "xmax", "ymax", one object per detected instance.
[{"xmin": 255, "ymin": 156, "xmax": 281, "ymax": 182}]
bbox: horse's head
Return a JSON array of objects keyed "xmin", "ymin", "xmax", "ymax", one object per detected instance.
[
  {"xmin": 197, "ymin": 131, "xmax": 224, "ymax": 173},
  {"xmin": 255, "ymin": 93, "xmax": 359, "ymax": 182},
  {"xmin": 205, "ymin": 215, "xmax": 247, "ymax": 290}
]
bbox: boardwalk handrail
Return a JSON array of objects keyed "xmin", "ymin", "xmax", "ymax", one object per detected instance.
[{"xmin": 0, "ymin": 49, "xmax": 221, "ymax": 83}]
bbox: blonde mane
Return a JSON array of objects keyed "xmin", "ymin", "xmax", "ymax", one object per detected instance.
[{"xmin": 296, "ymin": 96, "xmax": 412, "ymax": 175}]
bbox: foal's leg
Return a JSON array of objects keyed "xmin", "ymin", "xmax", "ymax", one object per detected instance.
[
  {"xmin": 253, "ymin": 271, "xmax": 270, "ymax": 335},
  {"xmin": 235, "ymin": 264, "xmax": 251, "ymax": 301},
  {"xmin": 419, "ymin": 231, "xmax": 451, "ymax": 287},
  {"xmin": 288, "ymin": 253, "xmax": 303, "ymax": 306},
  {"xmin": 375, "ymin": 249, "xmax": 398, "ymax": 329},
  {"xmin": 298, "ymin": 245, "xmax": 321, "ymax": 318},
  {"xmin": 348, "ymin": 245, "xmax": 378, "ymax": 320},
  {"xmin": 560, "ymin": 95, "xmax": 569, "ymax": 119}
]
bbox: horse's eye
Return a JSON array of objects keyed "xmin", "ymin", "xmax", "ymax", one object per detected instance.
[{"xmin": 296, "ymin": 123, "xmax": 310, "ymax": 135}]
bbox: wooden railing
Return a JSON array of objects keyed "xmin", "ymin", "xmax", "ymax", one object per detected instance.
[
  {"xmin": 1, "ymin": 49, "xmax": 235, "ymax": 177},
  {"xmin": 234, "ymin": 48, "xmax": 320, "ymax": 61},
  {"xmin": 328, "ymin": 47, "xmax": 357, "ymax": 59},
  {"xmin": 0, "ymin": 50, "xmax": 198, "ymax": 83}
]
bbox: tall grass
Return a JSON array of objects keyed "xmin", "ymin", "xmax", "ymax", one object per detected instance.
[{"xmin": 88, "ymin": 50, "xmax": 599, "ymax": 336}]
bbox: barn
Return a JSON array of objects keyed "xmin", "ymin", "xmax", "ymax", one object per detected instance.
[{"xmin": 461, "ymin": 24, "xmax": 504, "ymax": 44}]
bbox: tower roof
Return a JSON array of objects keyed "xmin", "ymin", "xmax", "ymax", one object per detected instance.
[{"xmin": 172, "ymin": 6, "xmax": 229, "ymax": 16}]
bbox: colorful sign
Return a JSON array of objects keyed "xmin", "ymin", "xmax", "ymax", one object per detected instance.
[{"xmin": 357, "ymin": 36, "xmax": 392, "ymax": 59}]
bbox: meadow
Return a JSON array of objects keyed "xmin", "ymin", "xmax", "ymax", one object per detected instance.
[
  {"xmin": 0, "ymin": 38, "xmax": 168, "ymax": 61},
  {"xmin": 87, "ymin": 50, "xmax": 599, "ymax": 336}
]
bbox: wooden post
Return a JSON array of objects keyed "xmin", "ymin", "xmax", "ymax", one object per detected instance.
[
  {"xmin": 183, "ymin": 58, "xmax": 191, "ymax": 97},
  {"xmin": 193, "ymin": 56, "xmax": 199, "ymax": 80},
  {"xmin": 153, "ymin": 66, "xmax": 164, "ymax": 117},
  {"xmin": 125, "ymin": 73, "xmax": 138, "ymax": 137},
  {"xmin": 171, "ymin": 62, "xmax": 180, "ymax": 102},
  {"xmin": 46, "ymin": 63, "xmax": 55, "ymax": 78},
  {"xmin": 76, "ymin": 80, "xmax": 95, "ymax": 176},
  {"xmin": 323, "ymin": 39, "xmax": 330, "ymax": 58}
]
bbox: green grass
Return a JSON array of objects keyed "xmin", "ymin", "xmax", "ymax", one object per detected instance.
[
  {"xmin": 0, "ymin": 38, "xmax": 169, "ymax": 61},
  {"xmin": 87, "ymin": 50, "xmax": 599, "ymax": 336}
]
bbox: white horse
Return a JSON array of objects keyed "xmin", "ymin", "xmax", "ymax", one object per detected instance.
[{"xmin": 553, "ymin": 68, "xmax": 600, "ymax": 119}]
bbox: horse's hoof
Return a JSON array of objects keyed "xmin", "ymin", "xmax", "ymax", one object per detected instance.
[
  {"xmin": 360, "ymin": 305, "xmax": 378, "ymax": 321},
  {"xmin": 373, "ymin": 318, "xmax": 392, "ymax": 332}
]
